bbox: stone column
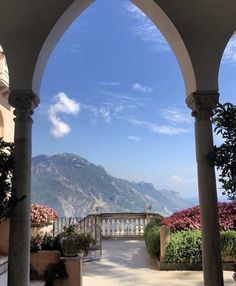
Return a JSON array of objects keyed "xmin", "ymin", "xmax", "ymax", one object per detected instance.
[
  {"xmin": 186, "ymin": 91, "xmax": 223, "ymax": 286},
  {"xmin": 56, "ymin": 256, "xmax": 83, "ymax": 286},
  {"xmin": 160, "ymin": 226, "xmax": 171, "ymax": 263},
  {"xmin": 7, "ymin": 90, "xmax": 39, "ymax": 286}
]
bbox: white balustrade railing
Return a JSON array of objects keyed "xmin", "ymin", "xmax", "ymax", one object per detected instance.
[{"xmin": 53, "ymin": 212, "xmax": 163, "ymax": 240}]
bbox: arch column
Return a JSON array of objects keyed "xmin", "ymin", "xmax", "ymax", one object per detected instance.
[
  {"xmin": 7, "ymin": 90, "xmax": 39, "ymax": 286},
  {"xmin": 186, "ymin": 91, "xmax": 223, "ymax": 286}
]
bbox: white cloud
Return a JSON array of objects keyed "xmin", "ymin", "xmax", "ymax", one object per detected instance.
[
  {"xmin": 99, "ymin": 90, "xmax": 148, "ymax": 107},
  {"xmin": 125, "ymin": 3, "xmax": 169, "ymax": 50},
  {"xmin": 128, "ymin": 118, "xmax": 189, "ymax": 135},
  {"xmin": 222, "ymin": 36, "xmax": 236, "ymax": 63},
  {"xmin": 81, "ymin": 103, "xmax": 116, "ymax": 124},
  {"xmin": 49, "ymin": 115, "xmax": 71, "ymax": 138},
  {"xmin": 161, "ymin": 107, "xmax": 192, "ymax": 124},
  {"xmin": 114, "ymin": 105, "xmax": 124, "ymax": 113},
  {"xmin": 99, "ymin": 106, "xmax": 111, "ymax": 124},
  {"xmin": 100, "ymin": 90, "xmax": 134, "ymax": 101},
  {"xmin": 48, "ymin": 92, "xmax": 80, "ymax": 138},
  {"xmin": 128, "ymin": 135, "xmax": 142, "ymax": 142},
  {"xmin": 68, "ymin": 44, "xmax": 81, "ymax": 53},
  {"xmin": 80, "ymin": 103, "xmax": 99, "ymax": 125},
  {"xmin": 97, "ymin": 81, "xmax": 121, "ymax": 86},
  {"xmin": 125, "ymin": 3, "xmax": 146, "ymax": 20},
  {"xmin": 170, "ymin": 175, "xmax": 196, "ymax": 184},
  {"xmin": 132, "ymin": 83, "xmax": 153, "ymax": 93}
]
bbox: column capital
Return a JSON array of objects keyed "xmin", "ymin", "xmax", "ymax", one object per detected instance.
[
  {"xmin": 9, "ymin": 89, "xmax": 40, "ymax": 111},
  {"xmin": 186, "ymin": 91, "xmax": 219, "ymax": 120}
]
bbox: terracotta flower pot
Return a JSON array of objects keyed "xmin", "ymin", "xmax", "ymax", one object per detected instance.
[
  {"xmin": 30, "ymin": 250, "xmax": 61, "ymax": 280},
  {"xmin": 60, "ymin": 238, "xmax": 81, "ymax": 257}
]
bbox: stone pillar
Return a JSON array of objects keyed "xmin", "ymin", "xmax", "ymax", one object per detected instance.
[
  {"xmin": 160, "ymin": 226, "xmax": 171, "ymax": 263},
  {"xmin": 186, "ymin": 91, "xmax": 223, "ymax": 286},
  {"xmin": 7, "ymin": 90, "xmax": 39, "ymax": 286},
  {"xmin": 56, "ymin": 256, "xmax": 83, "ymax": 286}
]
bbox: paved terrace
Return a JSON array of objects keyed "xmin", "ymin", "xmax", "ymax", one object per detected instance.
[
  {"xmin": 0, "ymin": 240, "xmax": 235, "ymax": 286},
  {"xmin": 83, "ymin": 240, "xmax": 235, "ymax": 286}
]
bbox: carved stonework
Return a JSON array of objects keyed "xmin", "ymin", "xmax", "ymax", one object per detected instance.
[
  {"xmin": 186, "ymin": 91, "xmax": 219, "ymax": 120},
  {"xmin": 9, "ymin": 90, "xmax": 40, "ymax": 112}
]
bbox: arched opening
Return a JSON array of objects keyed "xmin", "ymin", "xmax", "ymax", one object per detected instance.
[
  {"xmin": 1, "ymin": 1, "xmax": 232, "ymax": 286},
  {"xmin": 30, "ymin": 1, "xmax": 207, "ymax": 285},
  {"xmin": 32, "ymin": 0, "xmax": 196, "ymax": 96},
  {"xmin": 33, "ymin": 0, "xmax": 197, "ymax": 215},
  {"xmin": 219, "ymin": 33, "xmax": 236, "ymax": 103},
  {"xmin": 217, "ymin": 33, "xmax": 236, "ymax": 200}
]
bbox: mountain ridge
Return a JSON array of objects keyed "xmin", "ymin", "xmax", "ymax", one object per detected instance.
[{"xmin": 31, "ymin": 153, "xmax": 191, "ymax": 217}]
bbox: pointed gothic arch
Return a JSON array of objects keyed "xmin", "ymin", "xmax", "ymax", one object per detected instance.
[{"xmin": 0, "ymin": 2, "xmax": 236, "ymax": 285}]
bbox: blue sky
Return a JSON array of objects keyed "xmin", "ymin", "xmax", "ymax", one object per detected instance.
[{"xmin": 33, "ymin": 0, "xmax": 236, "ymax": 198}]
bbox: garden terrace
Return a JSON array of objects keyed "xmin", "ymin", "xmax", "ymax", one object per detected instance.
[{"xmin": 1, "ymin": 1, "xmax": 236, "ymax": 285}]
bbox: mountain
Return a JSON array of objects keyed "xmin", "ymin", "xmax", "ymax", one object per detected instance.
[{"xmin": 31, "ymin": 153, "xmax": 191, "ymax": 217}]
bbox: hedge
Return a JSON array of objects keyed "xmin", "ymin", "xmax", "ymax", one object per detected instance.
[
  {"xmin": 144, "ymin": 220, "xmax": 161, "ymax": 258},
  {"xmin": 165, "ymin": 230, "xmax": 202, "ymax": 264},
  {"xmin": 220, "ymin": 230, "xmax": 236, "ymax": 257},
  {"xmin": 144, "ymin": 222, "xmax": 236, "ymax": 265}
]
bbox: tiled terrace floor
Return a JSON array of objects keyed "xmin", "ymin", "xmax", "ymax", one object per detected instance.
[
  {"xmin": 83, "ymin": 240, "xmax": 235, "ymax": 286},
  {"xmin": 0, "ymin": 240, "xmax": 235, "ymax": 286}
]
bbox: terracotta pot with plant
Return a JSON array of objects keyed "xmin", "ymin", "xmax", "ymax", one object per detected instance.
[
  {"xmin": 30, "ymin": 233, "xmax": 61, "ymax": 280},
  {"xmin": 59, "ymin": 225, "xmax": 96, "ymax": 257}
]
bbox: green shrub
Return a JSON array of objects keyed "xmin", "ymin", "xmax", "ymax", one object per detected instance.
[
  {"xmin": 165, "ymin": 230, "xmax": 236, "ymax": 264},
  {"xmin": 144, "ymin": 220, "xmax": 161, "ymax": 258},
  {"xmin": 165, "ymin": 230, "xmax": 202, "ymax": 264},
  {"xmin": 220, "ymin": 230, "xmax": 236, "ymax": 257}
]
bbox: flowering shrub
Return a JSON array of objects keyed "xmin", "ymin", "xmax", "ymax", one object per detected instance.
[
  {"xmin": 218, "ymin": 202, "xmax": 236, "ymax": 230},
  {"xmin": 31, "ymin": 204, "xmax": 59, "ymax": 224},
  {"xmin": 163, "ymin": 201, "xmax": 236, "ymax": 231}
]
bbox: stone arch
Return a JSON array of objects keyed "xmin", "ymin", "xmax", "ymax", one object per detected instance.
[
  {"xmin": 32, "ymin": 0, "xmax": 195, "ymax": 95},
  {"xmin": 32, "ymin": 0, "xmax": 95, "ymax": 94},
  {"xmin": 132, "ymin": 0, "xmax": 195, "ymax": 95},
  {"xmin": 1, "ymin": 2, "xmax": 236, "ymax": 286},
  {"xmin": 218, "ymin": 31, "xmax": 236, "ymax": 69}
]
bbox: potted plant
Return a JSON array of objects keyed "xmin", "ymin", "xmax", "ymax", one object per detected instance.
[
  {"xmin": 59, "ymin": 225, "xmax": 96, "ymax": 257},
  {"xmin": 30, "ymin": 233, "xmax": 61, "ymax": 280}
]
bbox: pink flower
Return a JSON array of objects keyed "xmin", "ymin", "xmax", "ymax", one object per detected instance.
[
  {"xmin": 30, "ymin": 204, "xmax": 59, "ymax": 224},
  {"xmin": 163, "ymin": 201, "xmax": 236, "ymax": 231}
]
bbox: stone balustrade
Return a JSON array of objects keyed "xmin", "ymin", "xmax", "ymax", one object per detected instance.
[{"xmin": 53, "ymin": 212, "xmax": 163, "ymax": 240}]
